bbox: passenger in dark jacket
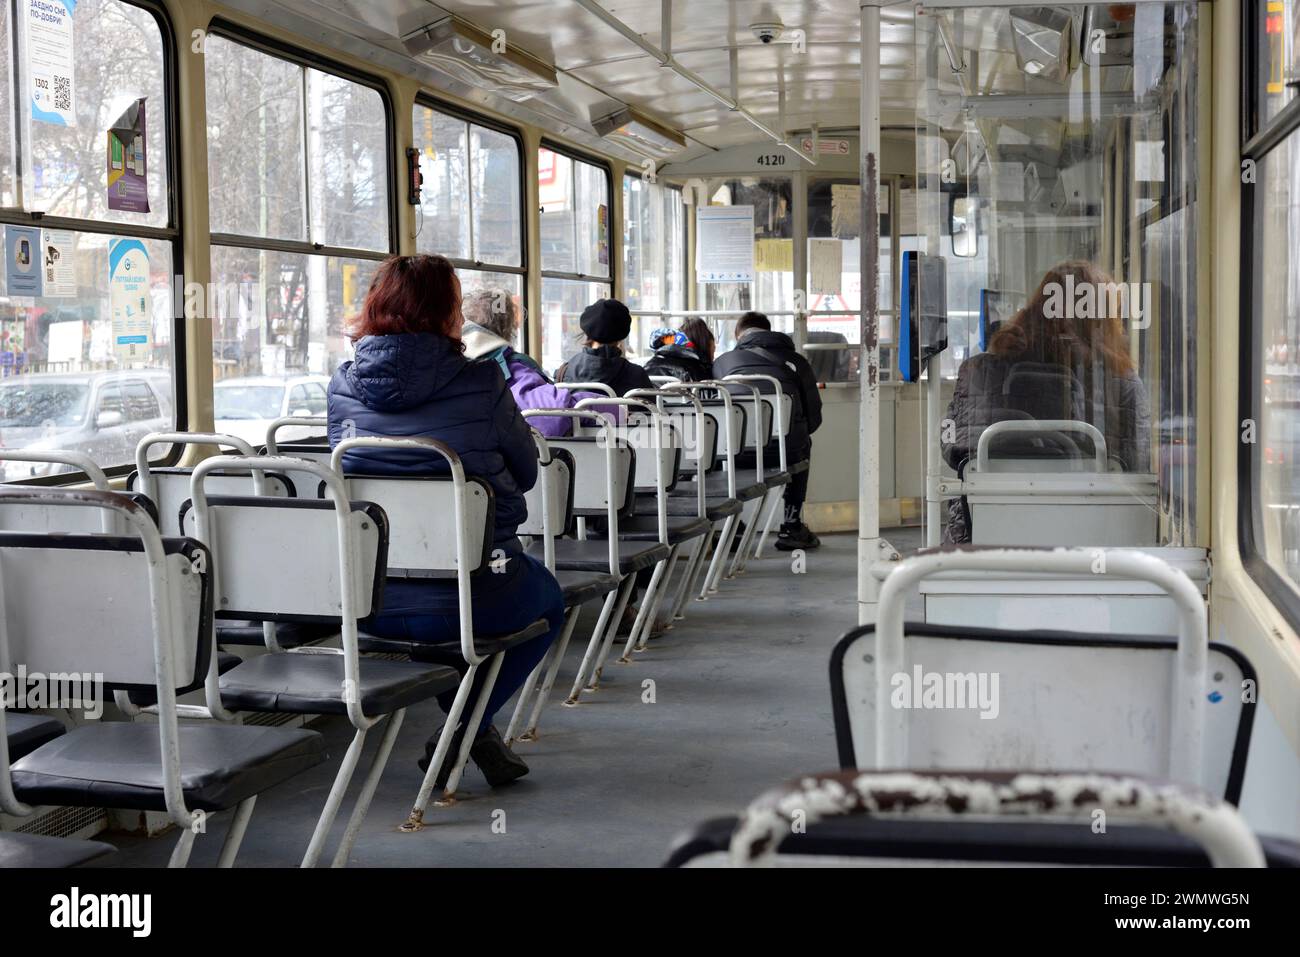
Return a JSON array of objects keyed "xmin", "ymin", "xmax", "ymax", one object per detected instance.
[
  {"xmin": 327, "ymin": 254, "xmax": 564, "ymax": 788},
  {"xmin": 556, "ymin": 298, "xmax": 654, "ymax": 395},
  {"xmin": 712, "ymin": 312, "xmax": 823, "ymax": 550},
  {"xmin": 940, "ymin": 260, "xmax": 1152, "ymax": 544},
  {"xmin": 644, "ymin": 318, "xmax": 715, "ymax": 382}
]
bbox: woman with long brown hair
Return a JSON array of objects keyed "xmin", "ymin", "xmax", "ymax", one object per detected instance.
[
  {"xmin": 327, "ymin": 254, "xmax": 564, "ymax": 788},
  {"xmin": 941, "ymin": 260, "xmax": 1152, "ymax": 543}
]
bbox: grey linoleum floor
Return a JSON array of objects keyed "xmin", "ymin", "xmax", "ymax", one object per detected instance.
[{"xmin": 98, "ymin": 528, "xmax": 925, "ymax": 867}]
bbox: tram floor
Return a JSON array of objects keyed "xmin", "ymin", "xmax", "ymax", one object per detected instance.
[{"xmin": 95, "ymin": 528, "xmax": 926, "ymax": 867}]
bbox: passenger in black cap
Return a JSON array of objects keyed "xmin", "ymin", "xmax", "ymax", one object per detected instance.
[{"xmin": 556, "ymin": 298, "xmax": 654, "ymax": 396}]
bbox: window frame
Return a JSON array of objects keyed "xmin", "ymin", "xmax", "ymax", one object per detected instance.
[
  {"xmin": 0, "ymin": 0, "xmax": 187, "ymax": 483},
  {"xmin": 413, "ymin": 95, "xmax": 528, "ymax": 339},
  {"xmin": 204, "ymin": 18, "xmax": 399, "ymax": 263},
  {"xmin": 1239, "ymin": 2, "xmax": 1300, "ymax": 626},
  {"xmin": 538, "ymin": 139, "xmax": 615, "ymax": 289}
]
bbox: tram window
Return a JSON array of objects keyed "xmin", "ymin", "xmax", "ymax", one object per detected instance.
[
  {"xmin": 204, "ymin": 36, "xmax": 305, "ymax": 241},
  {"xmin": 697, "ymin": 177, "xmax": 794, "ymax": 350},
  {"xmin": 15, "ymin": 0, "xmax": 171, "ymax": 227},
  {"xmin": 206, "ymin": 37, "xmax": 389, "ymax": 252},
  {"xmin": 0, "ymin": 3, "xmax": 12, "ymax": 209},
  {"xmin": 412, "ymin": 104, "xmax": 523, "ymax": 268},
  {"xmin": 1248, "ymin": 130, "xmax": 1300, "ymax": 590},
  {"xmin": 804, "ymin": 177, "xmax": 879, "ymax": 382},
  {"xmin": 307, "ymin": 72, "xmax": 389, "ymax": 252},
  {"xmin": 540, "ymin": 278, "xmax": 611, "ymax": 373},
  {"xmin": 205, "ymin": 33, "xmax": 393, "ymax": 386},
  {"xmin": 622, "ymin": 176, "xmax": 685, "ymax": 361},
  {"xmin": 0, "ymin": 0, "xmax": 179, "ymax": 483},
  {"xmin": 539, "ymin": 147, "xmax": 612, "ymax": 369},
  {"xmin": 1252, "ymin": 0, "xmax": 1300, "ymax": 134},
  {"xmin": 209, "ymin": 247, "xmax": 381, "ymax": 380}
]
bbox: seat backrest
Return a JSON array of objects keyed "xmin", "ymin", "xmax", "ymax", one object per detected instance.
[
  {"xmin": 520, "ymin": 448, "xmax": 574, "ymax": 538},
  {"xmin": 181, "ymin": 495, "xmax": 386, "ymax": 622},
  {"xmin": 828, "ymin": 623, "xmax": 1254, "ymax": 803},
  {"xmin": 628, "ymin": 418, "xmax": 682, "ymax": 493},
  {"xmin": 0, "ymin": 491, "xmax": 212, "ymax": 695},
  {"xmin": 129, "ymin": 468, "xmax": 296, "ymax": 536},
  {"xmin": 334, "ymin": 475, "xmax": 493, "ymax": 579},
  {"xmin": 695, "ymin": 401, "xmax": 746, "ymax": 466},
  {"xmin": 547, "ymin": 437, "xmax": 635, "ymax": 518},
  {"xmin": 733, "ymin": 395, "xmax": 774, "ymax": 451},
  {"xmin": 663, "ymin": 404, "xmax": 718, "ymax": 474},
  {"xmin": 0, "ymin": 491, "xmax": 160, "ymax": 535}
]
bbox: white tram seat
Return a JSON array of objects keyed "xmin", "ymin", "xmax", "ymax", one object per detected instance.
[
  {"xmin": 920, "ymin": 545, "xmax": 1210, "ymax": 636},
  {"xmin": 179, "ymin": 453, "xmax": 461, "ymax": 867},
  {"xmin": 0, "ymin": 487, "xmax": 325, "ymax": 868},
  {"xmin": 962, "ymin": 420, "xmax": 1158, "ymax": 547},
  {"xmin": 130, "ymin": 432, "xmax": 326, "ymax": 650},
  {"xmin": 527, "ymin": 409, "xmax": 670, "ymax": 701},
  {"xmin": 328, "ymin": 437, "xmax": 550, "ymax": 818},
  {"xmin": 843, "ymin": 548, "xmax": 1245, "ymax": 800}
]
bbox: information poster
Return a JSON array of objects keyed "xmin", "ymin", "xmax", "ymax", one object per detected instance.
[
  {"xmin": 696, "ymin": 205, "xmax": 755, "ymax": 282},
  {"xmin": 28, "ymin": 0, "xmax": 77, "ymax": 127},
  {"xmin": 109, "ymin": 237, "xmax": 150, "ymax": 361},
  {"xmin": 754, "ymin": 238, "xmax": 792, "ymax": 273},
  {"xmin": 108, "ymin": 98, "xmax": 150, "ymax": 213},
  {"xmin": 5, "ymin": 225, "xmax": 43, "ymax": 297},
  {"xmin": 41, "ymin": 229, "xmax": 75, "ymax": 297},
  {"xmin": 831, "ymin": 183, "xmax": 862, "ymax": 239},
  {"xmin": 809, "ymin": 239, "xmax": 843, "ymax": 295},
  {"xmin": 596, "ymin": 204, "xmax": 609, "ymax": 266}
]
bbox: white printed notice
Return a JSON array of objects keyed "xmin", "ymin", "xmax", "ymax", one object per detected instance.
[
  {"xmin": 109, "ymin": 237, "xmax": 150, "ymax": 362},
  {"xmin": 696, "ymin": 205, "xmax": 755, "ymax": 282},
  {"xmin": 809, "ymin": 239, "xmax": 843, "ymax": 296},
  {"xmin": 28, "ymin": 0, "xmax": 77, "ymax": 127},
  {"xmin": 41, "ymin": 229, "xmax": 75, "ymax": 297}
]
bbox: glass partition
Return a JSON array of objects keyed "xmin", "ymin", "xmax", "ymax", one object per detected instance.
[{"xmin": 917, "ymin": 3, "xmax": 1200, "ymax": 545}]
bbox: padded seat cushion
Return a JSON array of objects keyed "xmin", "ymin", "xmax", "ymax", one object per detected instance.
[
  {"xmin": 636, "ymin": 492, "xmax": 742, "ymax": 521},
  {"xmin": 0, "ymin": 832, "xmax": 115, "ymax": 869},
  {"xmin": 5, "ymin": 712, "xmax": 65, "ymax": 761},
  {"xmin": 11, "ymin": 722, "xmax": 325, "ymax": 814},
  {"xmin": 217, "ymin": 621, "xmax": 338, "ymax": 649},
  {"xmin": 527, "ymin": 538, "xmax": 670, "ymax": 575},
  {"xmin": 360, "ymin": 617, "xmax": 551, "ymax": 661},
  {"xmin": 605, "ymin": 514, "xmax": 711, "ymax": 544},
  {"xmin": 553, "ymin": 569, "xmax": 621, "ymax": 607},
  {"xmin": 220, "ymin": 653, "xmax": 461, "ymax": 716},
  {"xmin": 679, "ymin": 472, "xmax": 766, "ymax": 502}
]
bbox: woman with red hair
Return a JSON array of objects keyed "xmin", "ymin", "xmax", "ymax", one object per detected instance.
[
  {"xmin": 940, "ymin": 260, "xmax": 1152, "ymax": 543},
  {"xmin": 327, "ymin": 254, "xmax": 563, "ymax": 788}
]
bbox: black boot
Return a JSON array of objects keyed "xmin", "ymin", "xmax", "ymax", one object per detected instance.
[
  {"xmin": 419, "ymin": 724, "xmax": 529, "ymax": 789},
  {"xmin": 470, "ymin": 725, "xmax": 529, "ymax": 787},
  {"xmin": 775, "ymin": 521, "xmax": 821, "ymax": 551}
]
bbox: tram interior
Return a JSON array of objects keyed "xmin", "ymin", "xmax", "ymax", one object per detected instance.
[{"xmin": 0, "ymin": 0, "xmax": 1297, "ymax": 871}]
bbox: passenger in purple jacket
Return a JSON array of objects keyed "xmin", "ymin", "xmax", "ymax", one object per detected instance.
[{"xmin": 460, "ymin": 288, "xmax": 619, "ymax": 435}]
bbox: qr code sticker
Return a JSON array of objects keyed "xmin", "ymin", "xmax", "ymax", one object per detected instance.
[{"xmin": 53, "ymin": 75, "xmax": 71, "ymax": 113}]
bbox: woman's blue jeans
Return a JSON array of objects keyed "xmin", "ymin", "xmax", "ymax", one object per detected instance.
[{"xmin": 363, "ymin": 553, "xmax": 566, "ymax": 735}]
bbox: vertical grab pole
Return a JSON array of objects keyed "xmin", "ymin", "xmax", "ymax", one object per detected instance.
[{"xmin": 857, "ymin": 1, "xmax": 893, "ymax": 624}]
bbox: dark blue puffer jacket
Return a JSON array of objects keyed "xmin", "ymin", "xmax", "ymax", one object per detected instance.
[{"xmin": 327, "ymin": 333, "xmax": 537, "ymax": 555}]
